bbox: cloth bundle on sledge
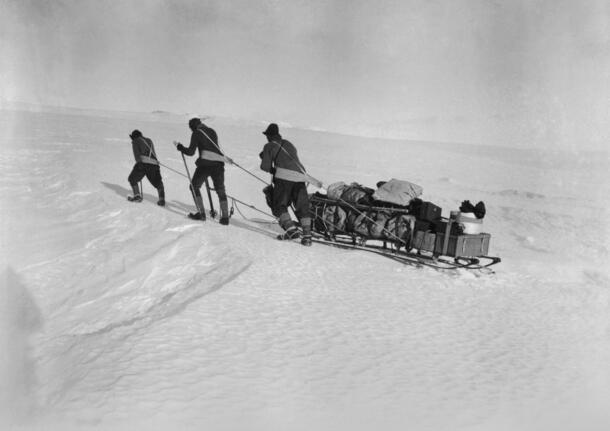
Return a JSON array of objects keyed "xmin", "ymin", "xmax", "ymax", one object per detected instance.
[
  {"xmin": 310, "ymin": 178, "xmax": 421, "ymax": 247},
  {"xmin": 311, "ymin": 198, "xmax": 415, "ymax": 245},
  {"xmin": 326, "ymin": 178, "xmax": 423, "ymax": 207},
  {"xmin": 308, "ymin": 178, "xmax": 501, "ymax": 270},
  {"xmin": 326, "ymin": 181, "xmax": 375, "ymax": 205},
  {"xmin": 372, "ymin": 178, "xmax": 423, "ymax": 206}
]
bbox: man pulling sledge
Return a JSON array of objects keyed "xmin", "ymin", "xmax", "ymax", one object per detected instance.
[
  {"xmin": 175, "ymin": 118, "xmax": 232, "ymax": 224},
  {"xmin": 127, "ymin": 129, "xmax": 165, "ymax": 206},
  {"xmin": 259, "ymin": 123, "xmax": 322, "ymax": 246}
]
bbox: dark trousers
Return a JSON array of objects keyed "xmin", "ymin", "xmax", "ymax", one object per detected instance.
[
  {"xmin": 128, "ymin": 163, "xmax": 163, "ymax": 189},
  {"xmin": 191, "ymin": 164, "xmax": 227, "ymax": 202},
  {"xmin": 272, "ymin": 179, "xmax": 310, "ymax": 220}
]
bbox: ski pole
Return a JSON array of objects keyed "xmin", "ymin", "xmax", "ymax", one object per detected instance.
[
  {"xmin": 203, "ymin": 177, "xmax": 216, "ymax": 218},
  {"xmin": 179, "ymin": 150, "xmax": 206, "ymax": 216}
]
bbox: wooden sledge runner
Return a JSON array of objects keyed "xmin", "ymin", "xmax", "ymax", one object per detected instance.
[{"xmin": 309, "ymin": 194, "xmax": 501, "ymax": 272}]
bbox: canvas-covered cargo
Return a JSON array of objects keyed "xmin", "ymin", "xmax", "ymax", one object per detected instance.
[
  {"xmin": 385, "ymin": 214, "xmax": 415, "ymax": 244},
  {"xmin": 369, "ymin": 211, "xmax": 391, "ymax": 238},
  {"xmin": 372, "ymin": 178, "xmax": 423, "ymax": 206},
  {"xmin": 309, "ymin": 193, "xmax": 414, "ymax": 244},
  {"xmin": 308, "ymin": 190, "xmax": 499, "ymax": 270},
  {"xmin": 311, "ymin": 204, "xmax": 348, "ymax": 234},
  {"xmin": 340, "ymin": 183, "xmax": 374, "ymax": 205},
  {"xmin": 326, "ymin": 182, "xmax": 348, "ymax": 200},
  {"xmin": 352, "ymin": 211, "xmax": 391, "ymax": 239}
]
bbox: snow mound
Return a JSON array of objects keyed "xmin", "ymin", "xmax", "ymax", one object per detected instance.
[{"xmin": 2, "ymin": 108, "xmax": 609, "ymax": 431}]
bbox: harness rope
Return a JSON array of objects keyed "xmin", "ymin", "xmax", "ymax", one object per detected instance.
[
  {"xmin": 197, "ymin": 128, "xmax": 270, "ymax": 186},
  {"xmin": 130, "ymin": 136, "xmax": 498, "ymax": 269},
  {"xmin": 269, "ymin": 138, "xmax": 321, "ymax": 186},
  {"xmin": 153, "ymin": 147, "xmax": 277, "ymax": 222},
  {"xmin": 265, "ymin": 138, "xmax": 408, "ymax": 245},
  {"xmin": 137, "ymin": 136, "xmax": 407, "ymax": 246}
]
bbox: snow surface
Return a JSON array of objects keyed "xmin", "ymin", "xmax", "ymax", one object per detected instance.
[{"xmin": 1, "ymin": 108, "xmax": 609, "ymax": 431}]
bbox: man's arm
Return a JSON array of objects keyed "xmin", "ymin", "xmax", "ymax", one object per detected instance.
[
  {"xmin": 132, "ymin": 141, "xmax": 143, "ymax": 163},
  {"xmin": 177, "ymin": 133, "xmax": 198, "ymax": 156},
  {"xmin": 259, "ymin": 144, "xmax": 273, "ymax": 173}
]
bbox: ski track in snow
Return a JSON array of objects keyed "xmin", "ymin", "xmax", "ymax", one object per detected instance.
[{"xmin": 1, "ymin": 110, "xmax": 610, "ymax": 431}]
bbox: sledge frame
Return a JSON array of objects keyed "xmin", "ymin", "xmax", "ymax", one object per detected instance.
[{"xmin": 309, "ymin": 195, "xmax": 501, "ymax": 272}]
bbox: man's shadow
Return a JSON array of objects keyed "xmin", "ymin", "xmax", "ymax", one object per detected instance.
[
  {"xmin": 101, "ymin": 182, "xmax": 280, "ymax": 240},
  {"xmin": 101, "ymin": 182, "xmax": 194, "ymax": 217}
]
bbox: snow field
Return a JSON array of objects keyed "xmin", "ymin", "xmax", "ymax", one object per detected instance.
[{"xmin": 1, "ymin": 109, "xmax": 609, "ymax": 430}]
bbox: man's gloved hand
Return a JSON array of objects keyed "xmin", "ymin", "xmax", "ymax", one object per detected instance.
[{"xmin": 174, "ymin": 141, "xmax": 185, "ymax": 152}]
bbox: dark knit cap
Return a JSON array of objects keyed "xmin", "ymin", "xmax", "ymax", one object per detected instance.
[
  {"xmin": 129, "ymin": 129, "xmax": 142, "ymax": 139},
  {"xmin": 262, "ymin": 123, "xmax": 279, "ymax": 137},
  {"xmin": 188, "ymin": 118, "xmax": 202, "ymax": 129}
]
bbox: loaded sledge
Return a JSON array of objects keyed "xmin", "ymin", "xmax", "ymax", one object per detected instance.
[{"xmin": 308, "ymin": 179, "xmax": 501, "ymax": 271}]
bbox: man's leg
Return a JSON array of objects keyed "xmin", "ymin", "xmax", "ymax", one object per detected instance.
[
  {"xmin": 189, "ymin": 166, "xmax": 206, "ymax": 219},
  {"xmin": 293, "ymin": 183, "xmax": 312, "ymax": 246},
  {"xmin": 274, "ymin": 180, "xmax": 299, "ymax": 239},
  {"xmin": 127, "ymin": 164, "xmax": 145, "ymax": 202},
  {"xmin": 156, "ymin": 184, "xmax": 165, "ymax": 206},
  {"xmin": 145, "ymin": 165, "xmax": 165, "ymax": 206},
  {"xmin": 210, "ymin": 165, "xmax": 229, "ymax": 225}
]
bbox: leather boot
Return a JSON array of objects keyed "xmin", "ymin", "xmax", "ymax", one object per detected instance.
[
  {"xmin": 128, "ymin": 183, "xmax": 142, "ymax": 202},
  {"xmin": 189, "ymin": 195, "xmax": 206, "ymax": 220},
  {"xmin": 157, "ymin": 185, "xmax": 165, "ymax": 206},
  {"xmin": 219, "ymin": 200, "xmax": 230, "ymax": 225},
  {"xmin": 277, "ymin": 213, "xmax": 299, "ymax": 240},
  {"xmin": 300, "ymin": 216, "xmax": 312, "ymax": 246}
]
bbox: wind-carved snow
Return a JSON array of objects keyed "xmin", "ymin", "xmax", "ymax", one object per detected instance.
[{"xmin": 1, "ymin": 109, "xmax": 609, "ymax": 431}]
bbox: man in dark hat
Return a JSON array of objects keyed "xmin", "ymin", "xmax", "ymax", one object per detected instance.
[
  {"xmin": 127, "ymin": 129, "xmax": 165, "ymax": 205},
  {"xmin": 259, "ymin": 123, "xmax": 322, "ymax": 246},
  {"xmin": 175, "ymin": 118, "xmax": 232, "ymax": 224}
]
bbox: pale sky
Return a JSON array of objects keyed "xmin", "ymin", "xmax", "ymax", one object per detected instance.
[{"xmin": 1, "ymin": 0, "xmax": 609, "ymax": 149}]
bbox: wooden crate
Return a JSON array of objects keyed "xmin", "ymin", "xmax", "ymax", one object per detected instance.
[
  {"xmin": 434, "ymin": 232, "xmax": 491, "ymax": 257},
  {"xmin": 412, "ymin": 230, "xmax": 437, "ymax": 252}
]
